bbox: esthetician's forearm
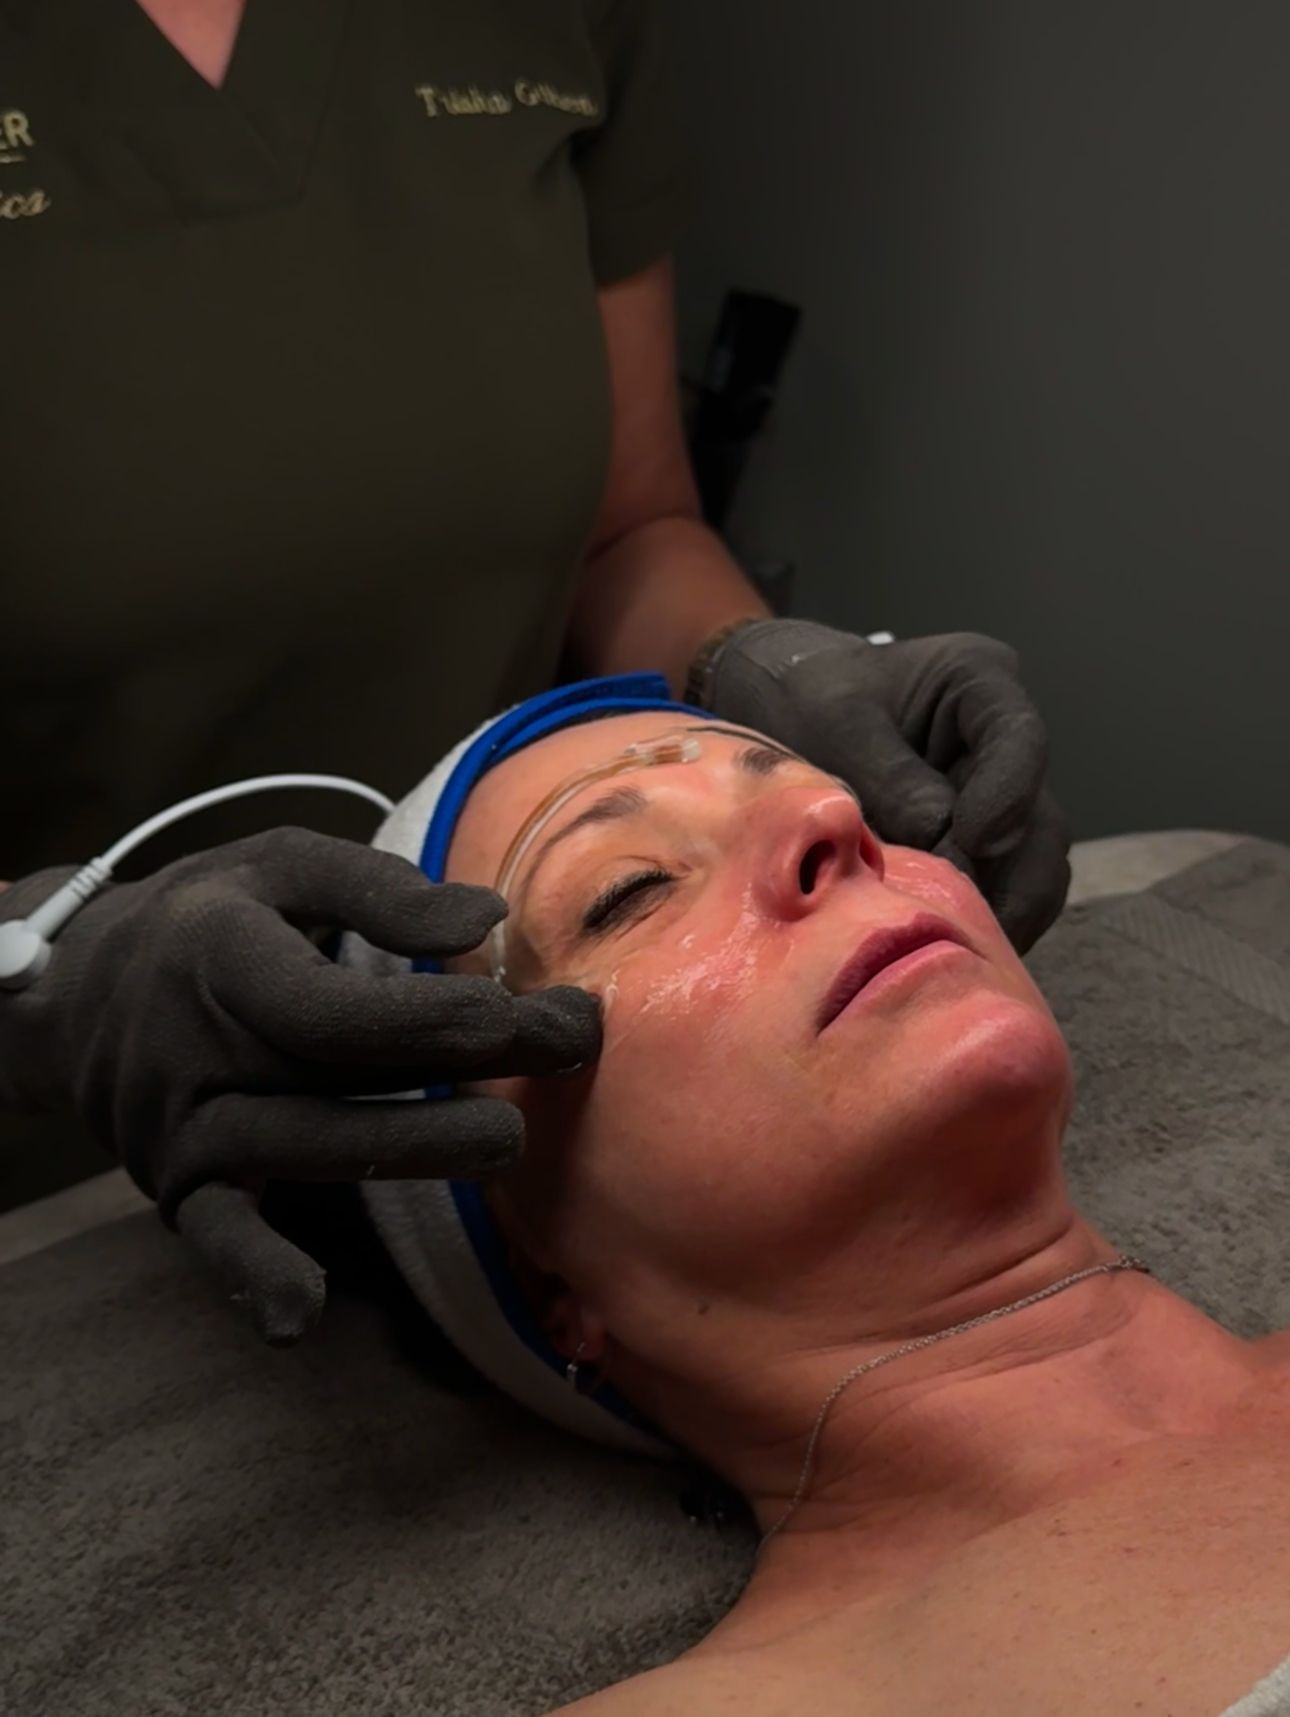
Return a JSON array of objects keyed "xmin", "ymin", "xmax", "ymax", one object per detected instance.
[{"xmin": 569, "ymin": 514, "xmax": 769, "ymax": 697}]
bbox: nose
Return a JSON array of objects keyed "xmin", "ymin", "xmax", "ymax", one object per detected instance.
[{"xmin": 750, "ymin": 785, "xmax": 883, "ymax": 921}]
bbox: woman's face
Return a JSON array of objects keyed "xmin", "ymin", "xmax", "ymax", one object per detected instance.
[{"xmin": 446, "ymin": 713, "xmax": 1071, "ymax": 1359}]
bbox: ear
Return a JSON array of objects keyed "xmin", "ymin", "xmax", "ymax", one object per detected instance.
[{"xmin": 502, "ymin": 1234, "xmax": 609, "ymax": 1365}]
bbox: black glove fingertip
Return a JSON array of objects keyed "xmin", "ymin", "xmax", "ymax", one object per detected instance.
[
  {"xmin": 515, "ymin": 985, "xmax": 604, "ymax": 1069},
  {"xmin": 951, "ymin": 804, "xmax": 1031, "ymax": 867},
  {"xmin": 245, "ymin": 1263, "xmax": 327, "ymax": 1347},
  {"xmin": 435, "ymin": 881, "xmax": 509, "ymax": 923},
  {"xmin": 546, "ymin": 982, "xmax": 605, "ymax": 1037},
  {"xmin": 932, "ymin": 833, "xmax": 974, "ymax": 877},
  {"xmin": 450, "ymin": 1129, "xmax": 527, "ymax": 1178},
  {"xmin": 893, "ymin": 799, "xmax": 956, "ymax": 852},
  {"xmin": 420, "ymin": 883, "xmax": 510, "ymax": 953},
  {"xmin": 861, "ymin": 763, "xmax": 955, "ymax": 851}
]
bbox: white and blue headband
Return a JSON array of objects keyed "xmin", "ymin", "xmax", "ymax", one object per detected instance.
[{"xmin": 346, "ymin": 675, "xmax": 715, "ymax": 1461}]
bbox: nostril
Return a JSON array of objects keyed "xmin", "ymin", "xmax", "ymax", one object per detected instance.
[{"xmin": 799, "ymin": 840, "xmax": 832, "ymax": 895}]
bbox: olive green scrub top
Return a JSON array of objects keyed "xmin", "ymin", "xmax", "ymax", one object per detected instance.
[
  {"xmin": 0, "ymin": 0, "xmax": 688, "ymax": 1209},
  {"xmin": 0, "ymin": 0, "xmax": 689, "ymax": 881}
]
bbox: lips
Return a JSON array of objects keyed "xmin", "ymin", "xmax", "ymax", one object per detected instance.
[{"xmin": 817, "ymin": 913, "xmax": 973, "ymax": 1031}]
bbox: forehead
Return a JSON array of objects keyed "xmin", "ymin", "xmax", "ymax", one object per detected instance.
[{"xmin": 444, "ymin": 712, "xmax": 762, "ymax": 886}]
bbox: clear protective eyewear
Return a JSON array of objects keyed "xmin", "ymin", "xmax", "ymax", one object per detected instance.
[{"xmin": 486, "ymin": 723, "xmax": 805, "ymax": 988}]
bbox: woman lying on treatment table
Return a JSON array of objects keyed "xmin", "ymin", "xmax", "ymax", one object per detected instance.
[{"xmin": 354, "ymin": 680, "xmax": 1290, "ymax": 1717}]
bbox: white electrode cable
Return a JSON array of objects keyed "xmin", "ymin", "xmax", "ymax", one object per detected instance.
[{"xmin": 0, "ymin": 773, "xmax": 395, "ymax": 992}]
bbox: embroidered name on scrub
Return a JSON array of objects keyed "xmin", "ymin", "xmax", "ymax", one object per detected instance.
[
  {"xmin": 0, "ymin": 188, "xmax": 48, "ymax": 217},
  {"xmin": 415, "ymin": 80, "xmax": 599, "ymax": 119},
  {"xmin": 0, "ymin": 110, "xmax": 49, "ymax": 217},
  {"xmin": 0, "ymin": 109, "xmax": 33, "ymax": 163}
]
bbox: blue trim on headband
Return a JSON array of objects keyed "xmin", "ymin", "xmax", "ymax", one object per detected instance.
[
  {"xmin": 416, "ymin": 674, "xmax": 709, "ymax": 885},
  {"xmin": 413, "ymin": 675, "xmax": 711, "ymax": 979},
  {"xmin": 413, "ymin": 675, "xmax": 711, "ymax": 1451}
]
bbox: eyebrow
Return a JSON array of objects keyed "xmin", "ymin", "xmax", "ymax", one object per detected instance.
[
  {"xmin": 530, "ymin": 784, "xmax": 650, "ymax": 870},
  {"xmin": 522, "ymin": 742, "xmax": 793, "ymax": 879}
]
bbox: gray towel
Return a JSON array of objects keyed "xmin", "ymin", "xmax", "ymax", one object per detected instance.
[
  {"xmin": 2, "ymin": 838, "xmax": 1287, "ymax": 1717},
  {"xmin": 1219, "ymin": 1647, "xmax": 1290, "ymax": 1716}
]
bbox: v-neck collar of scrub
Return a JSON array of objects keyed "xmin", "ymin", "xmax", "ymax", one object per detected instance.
[{"xmin": 5, "ymin": 0, "xmax": 351, "ymax": 216}]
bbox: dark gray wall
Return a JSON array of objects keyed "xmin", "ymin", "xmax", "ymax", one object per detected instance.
[{"xmin": 673, "ymin": 2, "xmax": 1289, "ymax": 841}]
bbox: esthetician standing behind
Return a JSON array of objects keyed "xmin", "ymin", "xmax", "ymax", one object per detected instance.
[{"xmin": 0, "ymin": 0, "xmax": 1070, "ymax": 1341}]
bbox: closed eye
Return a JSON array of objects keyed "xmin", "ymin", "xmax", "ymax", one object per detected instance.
[{"xmin": 581, "ymin": 868, "xmax": 674, "ymax": 934}]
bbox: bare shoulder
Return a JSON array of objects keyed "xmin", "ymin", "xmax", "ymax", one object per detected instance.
[
  {"xmin": 541, "ymin": 1679, "xmax": 650, "ymax": 1716},
  {"xmin": 542, "ymin": 1658, "xmax": 731, "ymax": 1716},
  {"xmin": 1249, "ymin": 1329, "xmax": 1290, "ymax": 1384},
  {"xmin": 1257, "ymin": 1328, "xmax": 1290, "ymax": 1363},
  {"xmin": 546, "ymin": 1668, "xmax": 687, "ymax": 1710},
  {"xmin": 538, "ymin": 1646, "xmax": 834, "ymax": 1716}
]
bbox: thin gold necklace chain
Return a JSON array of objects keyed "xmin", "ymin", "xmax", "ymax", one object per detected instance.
[{"xmin": 757, "ymin": 1252, "xmax": 1153, "ymax": 1551}]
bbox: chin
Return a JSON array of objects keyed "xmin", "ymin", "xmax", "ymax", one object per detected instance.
[
  {"xmin": 935, "ymin": 997, "xmax": 1071, "ymax": 1113},
  {"xmin": 828, "ymin": 990, "xmax": 1072, "ymax": 1150}
]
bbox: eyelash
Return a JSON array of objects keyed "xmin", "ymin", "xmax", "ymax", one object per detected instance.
[{"xmin": 582, "ymin": 867, "xmax": 675, "ymax": 934}]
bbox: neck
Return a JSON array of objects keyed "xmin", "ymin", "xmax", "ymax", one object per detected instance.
[{"xmin": 676, "ymin": 1220, "xmax": 1263, "ymax": 1639}]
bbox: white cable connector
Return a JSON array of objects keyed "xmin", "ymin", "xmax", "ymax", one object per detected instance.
[
  {"xmin": 0, "ymin": 858, "xmax": 112, "ymax": 988},
  {"xmin": 0, "ymin": 773, "xmax": 395, "ymax": 993}
]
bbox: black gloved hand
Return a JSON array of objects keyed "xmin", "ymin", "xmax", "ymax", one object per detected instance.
[
  {"xmin": 700, "ymin": 620, "xmax": 1071, "ymax": 952},
  {"xmin": 0, "ymin": 828, "xmax": 600, "ymax": 1343}
]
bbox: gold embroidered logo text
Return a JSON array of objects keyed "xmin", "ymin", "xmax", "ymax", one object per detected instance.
[
  {"xmin": 1, "ymin": 188, "xmax": 49, "ymax": 218},
  {"xmin": 0, "ymin": 190, "xmax": 48, "ymax": 219},
  {"xmin": 415, "ymin": 80, "xmax": 598, "ymax": 120},
  {"xmin": 0, "ymin": 109, "xmax": 34, "ymax": 165}
]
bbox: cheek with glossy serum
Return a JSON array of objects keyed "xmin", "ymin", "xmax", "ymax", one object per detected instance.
[{"xmin": 569, "ymin": 880, "xmax": 795, "ymax": 1061}]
